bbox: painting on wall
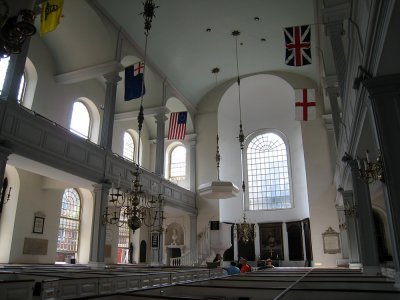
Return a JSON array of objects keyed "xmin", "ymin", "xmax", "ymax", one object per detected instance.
[{"xmin": 259, "ymin": 222, "xmax": 283, "ymax": 260}]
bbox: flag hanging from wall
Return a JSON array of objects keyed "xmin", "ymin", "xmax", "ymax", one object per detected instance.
[
  {"xmin": 168, "ymin": 112, "xmax": 187, "ymax": 140},
  {"xmin": 284, "ymin": 25, "xmax": 312, "ymax": 67},
  {"xmin": 124, "ymin": 61, "xmax": 145, "ymax": 101},
  {"xmin": 40, "ymin": 0, "xmax": 64, "ymax": 35},
  {"xmin": 295, "ymin": 89, "xmax": 316, "ymax": 121}
]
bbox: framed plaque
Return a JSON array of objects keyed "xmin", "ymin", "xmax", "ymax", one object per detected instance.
[
  {"xmin": 33, "ymin": 216, "xmax": 45, "ymax": 234},
  {"xmin": 322, "ymin": 227, "xmax": 341, "ymax": 254}
]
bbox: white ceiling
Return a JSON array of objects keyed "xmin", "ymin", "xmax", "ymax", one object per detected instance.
[{"xmin": 40, "ymin": 0, "xmax": 319, "ymax": 109}]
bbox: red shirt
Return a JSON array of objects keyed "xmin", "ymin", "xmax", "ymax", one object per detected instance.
[{"xmin": 240, "ymin": 264, "xmax": 251, "ymax": 273}]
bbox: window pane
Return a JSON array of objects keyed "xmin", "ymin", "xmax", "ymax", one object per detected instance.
[
  {"xmin": 0, "ymin": 57, "xmax": 26, "ymax": 103},
  {"xmin": 70, "ymin": 102, "xmax": 90, "ymax": 138},
  {"xmin": 123, "ymin": 132, "xmax": 135, "ymax": 162},
  {"xmin": 57, "ymin": 188, "xmax": 81, "ymax": 255},
  {"xmin": 247, "ymin": 133, "xmax": 291, "ymax": 210},
  {"xmin": 170, "ymin": 145, "xmax": 186, "ymax": 181}
]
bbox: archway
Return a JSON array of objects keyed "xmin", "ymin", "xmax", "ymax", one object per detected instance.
[{"xmin": 139, "ymin": 240, "xmax": 147, "ymax": 263}]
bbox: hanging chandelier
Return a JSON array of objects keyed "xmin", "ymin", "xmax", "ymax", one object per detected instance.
[
  {"xmin": 232, "ymin": 30, "xmax": 255, "ymax": 244},
  {"xmin": 235, "ymin": 214, "xmax": 256, "ymax": 245},
  {"xmin": 102, "ymin": 0, "xmax": 164, "ymax": 233},
  {"xmin": 0, "ymin": 0, "xmax": 36, "ymax": 58}
]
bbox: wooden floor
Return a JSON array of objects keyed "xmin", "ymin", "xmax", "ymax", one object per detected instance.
[{"xmin": 0, "ymin": 265, "xmax": 399, "ymax": 300}]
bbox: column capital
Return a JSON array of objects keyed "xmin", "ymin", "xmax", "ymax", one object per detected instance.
[
  {"xmin": 154, "ymin": 112, "xmax": 168, "ymax": 123},
  {"xmin": 322, "ymin": 3, "xmax": 350, "ymax": 24},
  {"xmin": 104, "ymin": 72, "xmax": 122, "ymax": 84}
]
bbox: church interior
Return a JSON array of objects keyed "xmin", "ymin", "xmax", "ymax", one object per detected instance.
[{"xmin": 1, "ymin": 0, "xmax": 400, "ymax": 299}]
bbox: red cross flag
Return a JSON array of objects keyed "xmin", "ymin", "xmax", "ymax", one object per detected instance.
[{"xmin": 295, "ymin": 89, "xmax": 316, "ymax": 121}]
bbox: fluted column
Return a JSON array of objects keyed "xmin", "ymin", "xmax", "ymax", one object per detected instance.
[
  {"xmin": 341, "ymin": 190, "xmax": 361, "ymax": 268},
  {"xmin": 100, "ymin": 73, "xmax": 121, "ymax": 150},
  {"xmin": 336, "ymin": 205, "xmax": 349, "ymax": 260},
  {"xmin": 364, "ymin": 74, "xmax": 400, "ymax": 287},
  {"xmin": 154, "ymin": 111, "xmax": 168, "ymax": 176},
  {"xmin": 344, "ymin": 157, "xmax": 380, "ymax": 273},
  {"xmin": 322, "ymin": 3, "xmax": 350, "ymax": 100},
  {"xmin": 89, "ymin": 182, "xmax": 110, "ymax": 267},
  {"xmin": 189, "ymin": 137, "xmax": 197, "ymax": 192},
  {"xmin": 324, "ymin": 80, "xmax": 341, "ymax": 145}
]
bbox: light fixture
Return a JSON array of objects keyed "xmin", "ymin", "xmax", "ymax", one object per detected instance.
[
  {"xmin": 356, "ymin": 149, "xmax": 384, "ymax": 184},
  {"xmin": 102, "ymin": 0, "xmax": 163, "ymax": 233},
  {"xmin": 235, "ymin": 214, "xmax": 255, "ymax": 245},
  {"xmin": 352, "ymin": 65, "xmax": 372, "ymax": 90},
  {"xmin": 0, "ymin": 0, "xmax": 36, "ymax": 58},
  {"xmin": 232, "ymin": 30, "xmax": 256, "ymax": 244},
  {"xmin": 198, "ymin": 67, "xmax": 239, "ymax": 200}
]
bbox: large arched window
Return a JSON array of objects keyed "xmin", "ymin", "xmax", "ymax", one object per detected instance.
[
  {"xmin": 246, "ymin": 131, "xmax": 291, "ymax": 210},
  {"xmin": 57, "ymin": 188, "xmax": 81, "ymax": 262},
  {"xmin": 123, "ymin": 131, "xmax": 135, "ymax": 162},
  {"xmin": 0, "ymin": 57, "xmax": 27, "ymax": 103},
  {"xmin": 169, "ymin": 145, "xmax": 186, "ymax": 182},
  {"xmin": 70, "ymin": 101, "xmax": 91, "ymax": 139}
]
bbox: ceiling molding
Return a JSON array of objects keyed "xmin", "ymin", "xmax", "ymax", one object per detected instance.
[
  {"xmin": 55, "ymin": 61, "xmax": 124, "ymax": 84},
  {"xmin": 115, "ymin": 106, "xmax": 171, "ymax": 122}
]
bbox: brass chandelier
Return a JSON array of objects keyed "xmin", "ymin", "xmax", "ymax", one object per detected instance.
[
  {"xmin": 357, "ymin": 150, "xmax": 384, "ymax": 184},
  {"xmin": 102, "ymin": 0, "xmax": 164, "ymax": 233}
]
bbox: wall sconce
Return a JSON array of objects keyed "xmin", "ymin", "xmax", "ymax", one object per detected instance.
[
  {"xmin": 352, "ymin": 65, "xmax": 372, "ymax": 90},
  {"xmin": 357, "ymin": 150, "xmax": 384, "ymax": 184},
  {"xmin": 0, "ymin": 0, "xmax": 36, "ymax": 58}
]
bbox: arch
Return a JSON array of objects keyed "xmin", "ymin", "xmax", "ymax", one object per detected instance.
[
  {"xmin": 372, "ymin": 208, "xmax": 392, "ymax": 262},
  {"xmin": 70, "ymin": 97, "xmax": 101, "ymax": 143},
  {"xmin": 139, "ymin": 240, "xmax": 147, "ymax": 263},
  {"xmin": 21, "ymin": 57, "xmax": 37, "ymax": 109},
  {"xmin": 165, "ymin": 141, "xmax": 186, "ymax": 183},
  {"xmin": 244, "ymin": 129, "xmax": 292, "ymax": 211},
  {"xmin": 123, "ymin": 131, "xmax": 135, "ymax": 162}
]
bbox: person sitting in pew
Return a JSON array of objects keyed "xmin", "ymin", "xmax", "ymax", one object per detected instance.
[{"xmin": 223, "ymin": 261, "xmax": 241, "ymax": 275}]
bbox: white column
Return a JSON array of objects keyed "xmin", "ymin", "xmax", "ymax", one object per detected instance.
[
  {"xmin": 100, "ymin": 73, "xmax": 121, "ymax": 150},
  {"xmin": 189, "ymin": 136, "xmax": 197, "ymax": 192},
  {"xmin": 364, "ymin": 74, "xmax": 400, "ymax": 287},
  {"xmin": 154, "ymin": 111, "xmax": 168, "ymax": 176},
  {"xmin": 89, "ymin": 182, "xmax": 110, "ymax": 268},
  {"xmin": 190, "ymin": 214, "xmax": 197, "ymax": 263}
]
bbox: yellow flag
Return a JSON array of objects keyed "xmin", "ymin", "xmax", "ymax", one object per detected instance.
[{"xmin": 40, "ymin": 0, "xmax": 64, "ymax": 35}]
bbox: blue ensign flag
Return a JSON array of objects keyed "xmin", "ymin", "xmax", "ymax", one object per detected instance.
[{"xmin": 124, "ymin": 61, "xmax": 145, "ymax": 101}]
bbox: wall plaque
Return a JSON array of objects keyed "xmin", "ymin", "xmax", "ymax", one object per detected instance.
[
  {"xmin": 322, "ymin": 227, "xmax": 341, "ymax": 254},
  {"xmin": 23, "ymin": 238, "xmax": 48, "ymax": 255}
]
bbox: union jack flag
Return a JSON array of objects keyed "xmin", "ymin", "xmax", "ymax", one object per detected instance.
[{"xmin": 284, "ymin": 25, "xmax": 311, "ymax": 67}]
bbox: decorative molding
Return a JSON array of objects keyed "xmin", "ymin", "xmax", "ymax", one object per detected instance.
[
  {"xmin": 321, "ymin": 3, "xmax": 351, "ymax": 24},
  {"xmin": 115, "ymin": 106, "xmax": 170, "ymax": 122},
  {"xmin": 55, "ymin": 61, "xmax": 124, "ymax": 84}
]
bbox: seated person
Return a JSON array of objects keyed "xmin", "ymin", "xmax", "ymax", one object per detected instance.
[
  {"xmin": 223, "ymin": 261, "xmax": 240, "ymax": 275},
  {"xmin": 265, "ymin": 258, "xmax": 275, "ymax": 268},
  {"xmin": 239, "ymin": 258, "xmax": 251, "ymax": 273}
]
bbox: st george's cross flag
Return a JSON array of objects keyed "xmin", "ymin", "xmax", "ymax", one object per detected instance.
[
  {"xmin": 124, "ymin": 61, "xmax": 145, "ymax": 101},
  {"xmin": 168, "ymin": 112, "xmax": 187, "ymax": 140},
  {"xmin": 295, "ymin": 89, "xmax": 316, "ymax": 121},
  {"xmin": 284, "ymin": 25, "xmax": 312, "ymax": 67}
]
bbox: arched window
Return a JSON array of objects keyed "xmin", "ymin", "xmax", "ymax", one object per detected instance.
[
  {"xmin": 0, "ymin": 57, "xmax": 27, "ymax": 103},
  {"xmin": 118, "ymin": 208, "xmax": 130, "ymax": 264},
  {"xmin": 246, "ymin": 131, "xmax": 291, "ymax": 210},
  {"xmin": 169, "ymin": 145, "xmax": 186, "ymax": 182},
  {"xmin": 57, "ymin": 188, "xmax": 81, "ymax": 262},
  {"xmin": 70, "ymin": 101, "xmax": 91, "ymax": 139},
  {"xmin": 123, "ymin": 131, "xmax": 135, "ymax": 162}
]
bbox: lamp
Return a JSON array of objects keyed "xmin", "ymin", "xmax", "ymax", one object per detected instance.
[
  {"xmin": 0, "ymin": 0, "xmax": 36, "ymax": 58},
  {"xmin": 232, "ymin": 30, "xmax": 256, "ymax": 244},
  {"xmin": 102, "ymin": 0, "xmax": 163, "ymax": 233},
  {"xmin": 352, "ymin": 65, "xmax": 372, "ymax": 90},
  {"xmin": 356, "ymin": 149, "xmax": 384, "ymax": 184},
  {"xmin": 197, "ymin": 67, "xmax": 239, "ymax": 200}
]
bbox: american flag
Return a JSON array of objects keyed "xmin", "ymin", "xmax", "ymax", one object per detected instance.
[
  {"xmin": 284, "ymin": 25, "xmax": 311, "ymax": 67},
  {"xmin": 168, "ymin": 112, "xmax": 187, "ymax": 140}
]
